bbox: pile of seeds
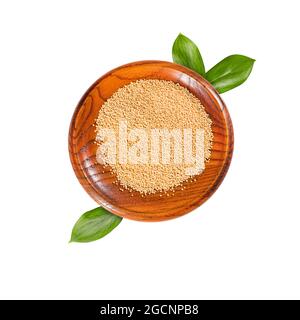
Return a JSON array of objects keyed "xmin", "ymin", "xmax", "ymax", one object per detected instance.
[{"xmin": 95, "ymin": 79, "xmax": 213, "ymax": 194}]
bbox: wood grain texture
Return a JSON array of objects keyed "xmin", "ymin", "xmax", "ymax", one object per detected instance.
[{"xmin": 69, "ymin": 61, "xmax": 234, "ymax": 221}]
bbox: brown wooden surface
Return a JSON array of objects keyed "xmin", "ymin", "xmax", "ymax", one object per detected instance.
[{"xmin": 68, "ymin": 61, "xmax": 234, "ymax": 221}]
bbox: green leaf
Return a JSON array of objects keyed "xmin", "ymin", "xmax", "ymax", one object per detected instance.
[
  {"xmin": 70, "ymin": 207, "xmax": 122, "ymax": 243},
  {"xmin": 205, "ymin": 54, "xmax": 255, "ymax": 93},
  {"xmin": 172, "ymin": 33, "xmax": 205, "ymax": 76}
]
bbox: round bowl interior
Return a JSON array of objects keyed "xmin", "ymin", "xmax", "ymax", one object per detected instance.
[{"xmin": 69, "ymin": 61, "xmax": 234, "ymax": 221}]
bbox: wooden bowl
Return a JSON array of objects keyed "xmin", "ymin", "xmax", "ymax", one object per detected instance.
[{"xmin": 69, "ymin": 61, "xmax": 234, "ymax": 221}]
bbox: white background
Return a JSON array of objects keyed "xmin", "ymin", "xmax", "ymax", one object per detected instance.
[{"xmin": 0, "ymin": 0, "xmax": 299, "ymax": 299}]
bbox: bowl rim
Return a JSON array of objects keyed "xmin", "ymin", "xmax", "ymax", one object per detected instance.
[{"xmin": 69, "ymin": 60, "xmax": 234, "ymax": 221}]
